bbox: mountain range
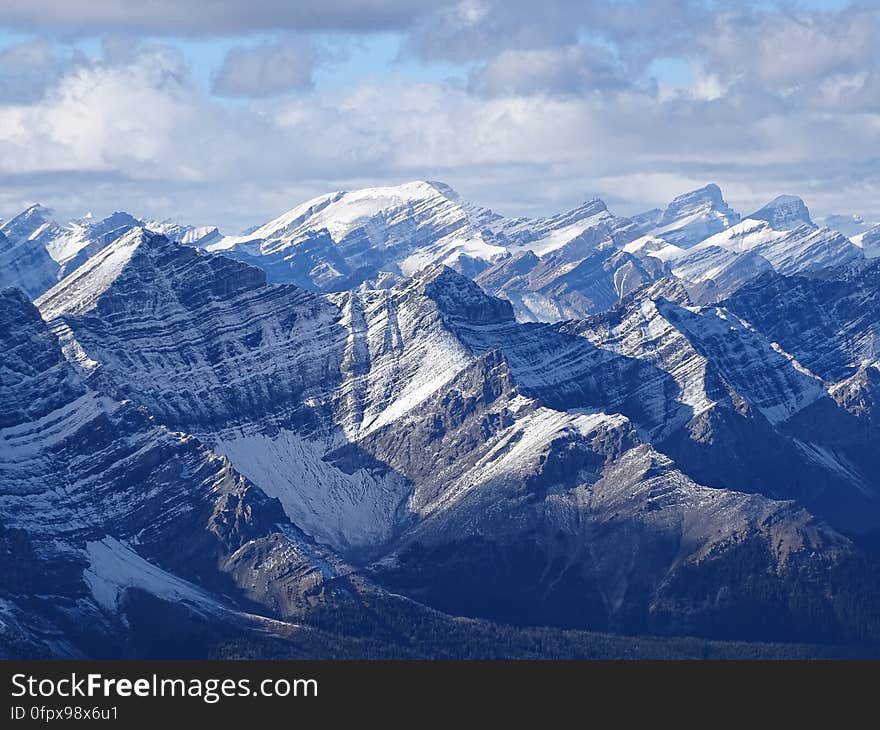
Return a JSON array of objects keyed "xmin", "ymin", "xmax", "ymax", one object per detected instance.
[{"xmin": 3, "ymin": 181, "xmax": 880, "ymax": 658}]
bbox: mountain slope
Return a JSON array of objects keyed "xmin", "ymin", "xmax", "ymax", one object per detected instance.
[
  {"xmin": 566, "ymin": 280, "xmax": 880, "ymax": 533},
  {"xmin": 0, "ymin": 286, "xmax": 356, "ymax": 657},
  {"xmin": 0, "ymin": 205, "xmax": 67, "ymax": 299},
  {"xmin": 655, "ymin": 219, "xmax": 863, "ymax": 302},
  {"xmin": 723, "ymin": 262, "xmax": 880, "ymax": 383},
  {"xmin": 492, "ymin": 198, "xmax": 642, "ymax": 255},
  {"xmin": 477, "ymin": 227, "xmax": 663, "ymax": 321},
  {"xmin": 0, "ymin": 228, "xmax": 59, "ymax": 299}
]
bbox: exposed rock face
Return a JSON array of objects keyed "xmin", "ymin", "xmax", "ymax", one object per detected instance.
[
  {"xmin": 37, "ymin": 229, "xmax": 343, "ymax": 434},
  {"xmin": 832, "ymin": 364, "xmax": 880, "ymax": 428},
  {"xmin": 568, "ymin": 279, "xmax": 880, "ymax": 530},
  {"xmin": 0, "ymin": 285, "xmax": 356, "ymax": 657},
  {"xmin": 477, "ymin": 240, "xmax": 665, "ymax": 321},
  {"xmin": 723, "ymin": 261, "xmax": 880, "ymax": 382}
]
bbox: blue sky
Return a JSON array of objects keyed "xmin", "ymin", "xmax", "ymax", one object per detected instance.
[{"xmin": 0, "ymin": 1, "xmax": 877, "ymax": 231}]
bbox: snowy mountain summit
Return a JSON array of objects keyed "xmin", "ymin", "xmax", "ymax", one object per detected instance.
[
  {"xmin": 207, "ymin": 180, "xmax": 507, "ymax": 289},
  {"xmin": 636, "ymin": 183, "xmax": 741, "ymax": 248},
  {"xmin": 748, "ymin": 195, "xmax": 814, "ymax": 231}
]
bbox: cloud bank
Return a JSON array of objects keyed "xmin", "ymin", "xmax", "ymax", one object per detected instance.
[{"xmin": 0, "ymin": 1, "xmax": 877, "ymax": 232}]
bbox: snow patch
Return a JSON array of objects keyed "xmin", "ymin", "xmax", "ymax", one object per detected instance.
[
  {"xmin": 209, "ymin": 429, "xmax": 410, "ymax": 556},
  {"xmin": 84, "ymin": 537, "xmax": 221, "ymax": 615}
]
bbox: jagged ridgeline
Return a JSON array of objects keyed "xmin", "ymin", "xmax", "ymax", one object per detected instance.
[{"xmin": 2, "ymin": 182, "xmax": 880, "ymax": 658}]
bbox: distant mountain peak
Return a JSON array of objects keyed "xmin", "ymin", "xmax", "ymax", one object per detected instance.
[
  {"xmin": 630, "ymin": 208, "xmax": 663, "ymax": 230},
  {"xmin": 642, "ymin": 184, "xmax": 740, "ymax": 248},
  {"xmin": 145, "ymin": 218, "xmax": 222, "ymax": 247},
  {"xmin": 0, "ymin": 203, "xmax": 59, "ymax": 245},
  {"xmin": 22, "ymin": 202, "xmax": 53, "ymax": 215},
  {"xmin": 7, "ymin": 202, "xmax": 54, "ymax": 221},
  {"xmin": 345, "ymin": 179, "xmax": 462, "ymax": 203},
  {"xmin": 748, "ymin": 195, "xmax": 814, "ymax": 231},
  {"xmin": 573, "ymin": 198, "xmax": 610, "ymax": 215},
  {"xmin": 660, "ymin": 183, "xmax": 732, "ymax": 223}
]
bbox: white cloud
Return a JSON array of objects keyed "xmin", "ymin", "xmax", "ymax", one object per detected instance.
[
  {"xmin": 1, "ymin": 1, "xmax": 878, "ymax": 232},
  {"xmin": 403, "ymin": 0, "xmax": 708, "ymax": 69},
  {"xmin": 0, "ymin": 47, "xmax": 204, "ymax": 178}
]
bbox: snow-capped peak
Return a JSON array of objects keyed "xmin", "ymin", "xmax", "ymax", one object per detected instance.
[
  {"xmin": 36, "ymin": 227, "xmax": 159, "ymax": 319},
  {"xmin": 204, "ymin": 180, "xmax": 508, "ymax": 288},
  {"xmin": 748, "ymin": 195, "xmax": 814, "ymax": 231},
  {"xmin": 639, "ymin": 183, "xmax": 741, "ymax": 248},
  {"xmin": 0, "ymin": 203, "xmax": 59, "ymax": 246},
  {"xmin": 659, "ymin": 184, "xmax": 735, "ymax": 224},
  {"xmin": 211, "ymin": 180, "xmax": 470, "ymax": 251}
]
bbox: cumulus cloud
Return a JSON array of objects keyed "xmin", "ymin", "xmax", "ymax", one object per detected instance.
[
  {"xmin": 403, "ymin": 0, "xmax": 578, "ymax": 64},
  {"xmin": 0, "ymin": 42, "xmax": 316, "ymax": 223},
  {"xmin": 0, "ymin": 47, "xmax": 203, "ymax": 178},
  {"xmin": 686, "ymin": 3, "xmax": 880, "ymax": 115},
  {"xmin": 213, "ymin": 40, "xmax": 317, "ymax": 97},
  {"xmin": 405, "ymin": 1, "xmax": 880, "ymax": 105}
]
